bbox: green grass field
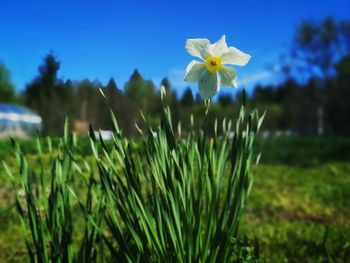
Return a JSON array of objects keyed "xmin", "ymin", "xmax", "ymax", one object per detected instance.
[
  {"xmin": 242, "ymin": 163, "xmax": 350, "ymax": 262},
  {"xmin": 0, "ymin": 138, "xmax": 349, "ymax": 262}
]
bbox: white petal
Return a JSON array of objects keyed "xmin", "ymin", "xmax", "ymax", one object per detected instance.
[
  {"xmin": 184, "ymin": 60, "xmax": 206, "ymax": 82},
  {"xmin": 198, "ymin": 70, "xmax": 220, "ymax": 99},
  {"xmin": 220, "ymin": 47, "xmax": 251, "ymax": 66},
  {"xmin": 185, "ymin": 38, "xmax": 211, "ymax": 60},
  {"xmin": 209, "ymin": 35, "xmax": 229, "ymax": 57},
  {"xmin": 219, "ymin": 66, "xmax": 237, "ymax": 87}
]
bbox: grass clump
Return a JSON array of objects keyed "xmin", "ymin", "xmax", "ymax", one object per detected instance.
[{"xmin": 6, "ymin": 92, "xmax": 264, "ymax": 262}]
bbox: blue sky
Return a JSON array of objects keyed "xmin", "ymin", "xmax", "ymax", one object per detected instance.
[{"xmin": 0, "ymin": 0, "xmax": 349, "ymax": 96}]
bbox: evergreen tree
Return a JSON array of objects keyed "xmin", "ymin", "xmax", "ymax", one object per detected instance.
[
  {"xmin": 24, "ymin": 53, "xmax": 63, "ymax": 135},
  {"xmin": 180, "ymin": 87, "xmax": 194, "ymax": 107},
  {"xmin": 103, "ymin": 78, "xmax": 137, "ymax": 135},
  {"xmin": 125, "ymin": 69, "xmax": 157, "ymax": 116},
  {"xmin": 125, "ymin": 70, "xmax": 145, "ymax": 104}
]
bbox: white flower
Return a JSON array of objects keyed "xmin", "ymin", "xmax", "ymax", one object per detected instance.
[{"xmin": 184, "ymin": 35, "xmax": 251, "ymax": 100}]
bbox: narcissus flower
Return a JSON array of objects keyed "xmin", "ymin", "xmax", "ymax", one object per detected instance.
[{"xmin": 184, "ymin": 35, "xmax": 250, "ymax": 99}]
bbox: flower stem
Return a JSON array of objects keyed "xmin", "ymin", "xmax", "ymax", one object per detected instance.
[{"xmin": 205, "ymin": 99, "xmax": 211, "ymax": 116}]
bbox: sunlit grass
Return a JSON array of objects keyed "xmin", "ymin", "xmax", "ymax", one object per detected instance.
[{"xmin": 240, "ymin": 163, "xmax": 350, "ymax": 261}]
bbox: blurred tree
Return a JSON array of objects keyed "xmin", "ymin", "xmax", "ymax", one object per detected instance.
[
  {"xmin": 282, "ymin": 17, "xmax": 350, "ymax": 135},
  {"xmin": 24, "ymin": 53, "xmax": 82, "ymax": 135},
  {"xmin": 25, "ymin": 54, "xmax": 59, "ymax": 107},
  {"xmin": 160, "ymin": 77, "xmax": 170, "ymax": 91},
  {"xmin": 218, "ymin": 93, "xmax": 233, "ymax": 107},
  {"xmin": 194, "ymin": 93, "xmax": 203, "ymax": 104},
  {"xmin": 298, "ymin": 79, "xmax": 319, "ymax": 134},
  {"xmin": 74, "ymin": 79, "xmax": 105, "ymax": 128},
  {"xmin": 252, "ymin": 85, "xmax": 275, "ymax": 105},
  {"xmin": 160, "ymin": 77, "xmax": 176, "ymax": 106},
  {"xmin": 0, "ymin": 63, "xmax": 17, "ymax": 103},
  {"xmin": 250, "ymin": 80, "xmax": 320, "ymax": 134},
  {"xmin": 339, "ymin": 21, "xmax": 350, "ymax": 53},
  {"xmin": 125, "ymin": 70, "xmax": 158, "ymax": 118},
  {"xmin": 125, "ymin": 70, "xmax": 144, "ymax": 102},
  {"xmin": 292, "ymin": 17, "xmax": 350, "ymax": 79},
  {"xmin": 51, "ymin": 79, "xmax": 74, "ymax": 133},
  {"xmin": 325, "ymin": 54, "xmax": 350, "ymax": 134},
  {"xmin": 24, "ymin": 53, "xmax": 64, "ymax": 135},
  {"xmin": 103, "ymin": 78, "xmax": 137, "ymax": 135},
  {"xmin": 180, "ymin": 87, "xmax": 194, "ymax": 107},
  {"xmin": 159, "ymin": 77, "xmax": 179, "ymax": 126},
  {"xmin": 277, "ymin": 80, "xmax": 306, "ymax": 131}
]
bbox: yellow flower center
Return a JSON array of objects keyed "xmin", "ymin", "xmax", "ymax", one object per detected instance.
[{"xmin": 205, "ymin": 56, "xmax": 223, "ymax": 73}]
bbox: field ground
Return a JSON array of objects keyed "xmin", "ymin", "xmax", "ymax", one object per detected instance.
[
  {"xmin": 0, "ymin": 138, "xmax": 349, "ymax": 262},
  {"xmin": 241, "ymin": 163, "xmax": 350, "ymax": 262}
]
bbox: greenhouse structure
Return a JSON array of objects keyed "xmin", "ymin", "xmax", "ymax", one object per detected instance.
[{"xmin": 0, "ymin": 103, "xmax": 42, "ymax": 138}]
